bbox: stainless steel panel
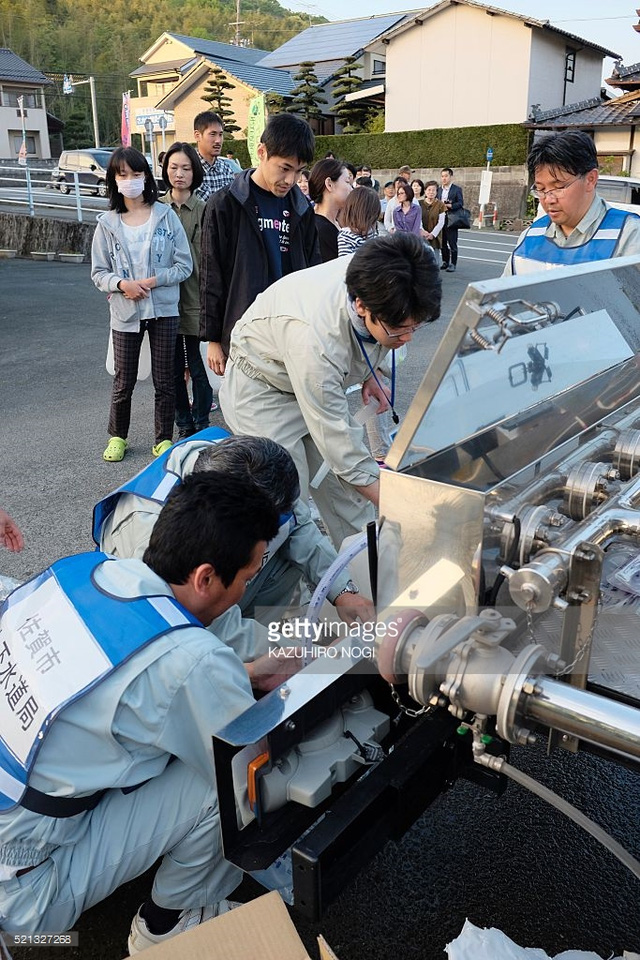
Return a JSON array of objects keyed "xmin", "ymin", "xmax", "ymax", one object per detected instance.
[
  {"xmin": 377, "ymin": 469, "xmax": 485, "ymax": 614},
  {"xmin": 505, "ymin": 607, "xmax": 640, "ymax": 702}
]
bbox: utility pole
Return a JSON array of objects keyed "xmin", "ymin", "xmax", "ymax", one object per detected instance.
[
  {"xmin": 229, "ymin": 0, "xmax": 245, "ymax": 46},
  {"xmin": 62, "ymin": 74, "xmax": 100, "ymax": 147}
]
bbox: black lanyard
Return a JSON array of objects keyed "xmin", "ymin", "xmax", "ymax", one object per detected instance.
[{"xmin": 356, "ymin": 336, "xmax": 399, "ymax": 425}]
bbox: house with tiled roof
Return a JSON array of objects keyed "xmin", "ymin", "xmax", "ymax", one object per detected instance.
[
  {"xmin": 257, "ymin": 12, "xmax": 418, "ymax": 133},
  {"xmin": 527, "ymin": 61, "xmax": 640, "ymax": 177},
  {"xmin": 129, "ymin": 33, "xmax": 295, "ymax": 157},
  {"xmin": 356, "ymin": 0, "xmax": 620, "ymax": 135},
  {"xmin": 0, "ymin": 49, "xmax": 54, "ymax": 159}
]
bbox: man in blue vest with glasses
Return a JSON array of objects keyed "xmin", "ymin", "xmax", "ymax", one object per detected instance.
[
  {"xmin": 0, "ymin": 474, "xmax": 300, "ymax": 950},
  {"xmin": 506, "ymin": 130, "xmax": 640, "ymax": 276}
]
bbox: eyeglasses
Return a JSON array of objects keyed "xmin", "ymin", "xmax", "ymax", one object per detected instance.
[
  {"xmin": 377, "ymin": 319, "xmax": 422, "ymax": 339},
  {"xmin": 530, "ymin": 175, "xmax": 584, "ymax": 201}
]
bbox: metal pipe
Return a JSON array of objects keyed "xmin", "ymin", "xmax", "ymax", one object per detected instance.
[
  {"xmin": 507, "ymin": 505, "xmax": 640, "ymax": 611},
  {"xmin": 550, "ymin": 507, "xmax": 640, "ymax": 554},
  {"xmin": 524, "ymin": 677, "xmax": 640, "ymax": 761},
  {"xmin": 488, "ymin": 430, "xmax": 619, "ymax": 521}
]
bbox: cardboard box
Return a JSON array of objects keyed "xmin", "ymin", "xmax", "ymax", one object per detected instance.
[{"xmin": 140, "ymin": 892, "xmax": 338, "ymax": 960}]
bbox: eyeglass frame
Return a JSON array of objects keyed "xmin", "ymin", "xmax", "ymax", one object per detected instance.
[
  {"xmin": 376, "ymin": 317, "xmax": 422, "ymax": 339},
  {"xmin": 529, "ymin": 174, "xmax": 585, "ymax": 201}
]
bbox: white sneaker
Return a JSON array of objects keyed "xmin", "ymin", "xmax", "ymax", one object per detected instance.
[{"xmin": 128, "ymin": 901, "xmax": 240, "ymax": 954}]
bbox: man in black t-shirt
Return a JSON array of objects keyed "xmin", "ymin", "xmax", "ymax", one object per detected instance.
[
  {"xmin": 252, "ymin": 184, "xmax": 291, "ymax": 282},
  {"xmin": 200, "ymin": 114, "xmax": 320, "ymax": 376}
]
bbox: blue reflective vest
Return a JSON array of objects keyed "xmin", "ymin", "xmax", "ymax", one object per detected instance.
[
  {"xmin": 0, "ymin": 552, "xmax": 200, "ymax": 812},
  {"xmin": 511, "ymin": 207, "xmax": 640, "ymax": 274},
  {"xmin": 92, "ymin": 427, "xmax": 230, "ymax": 545}
]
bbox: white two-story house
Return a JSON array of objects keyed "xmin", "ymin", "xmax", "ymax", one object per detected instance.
[
  {"xmin": 0, "ymin": 49, "xmax": 53, "ymax": 160},
  {"xmin": 359, "ymin": 0, "xmax": 619, "ymax": 133}
]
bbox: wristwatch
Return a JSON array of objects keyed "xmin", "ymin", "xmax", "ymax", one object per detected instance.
[{"xmin": 334, "ymin": 580, "xmax": 360, "ymax": 599}]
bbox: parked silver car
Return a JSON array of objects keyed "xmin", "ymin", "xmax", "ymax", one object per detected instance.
[
  {"xmin": 50, "ymin": 148, "xmax": 114, "ymax": 197},
  {"xmin": 597, "ymin": 174, "xmax": 640, "ymax": 214}
]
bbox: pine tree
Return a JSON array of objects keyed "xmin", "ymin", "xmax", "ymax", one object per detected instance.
[
  {"xmin": 201, "ymin": 66, "xmax": 241, "ymax": 138},
  {"xmin": 62, "ymin": 108, "xmax": 93, "ymax": 149},
  {"xmin": 265, "ymin": 92, "xmax": 285, "ymax": 115},
  {"xmin": 285, "ymin": 61, "xmax": 327, "ymax": 122},
  {"xmin": 331, "ymin": 56, "xmax": 368, "ymax": 134}
]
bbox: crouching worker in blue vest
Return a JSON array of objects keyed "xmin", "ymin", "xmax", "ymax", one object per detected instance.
[
  {"xmin": 505, "ymin": 130, "xmax": 640, "ymax": 276},
  {"xmin": 94, "ymin": 428, "xmax": 374, "ymax": 627},
  {"xmin": 0, "ymin": 474, "xmax": 299, "ymax": 951}
]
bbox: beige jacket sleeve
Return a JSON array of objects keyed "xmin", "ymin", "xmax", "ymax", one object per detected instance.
[{"xmin": 280, "ymin": 320, "xmax": 380, "ymax": 489}]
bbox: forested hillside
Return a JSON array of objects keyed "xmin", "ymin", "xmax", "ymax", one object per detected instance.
[{"xmin": 0, "ymin": 0, "xmax": 320, "ymax": 142}]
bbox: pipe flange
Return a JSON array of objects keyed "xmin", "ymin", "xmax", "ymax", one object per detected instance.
[
  {"xmin": 516, "ymin": 505, "xmax": 553, "ymax": 565},
  {"xmin": 614, "ymin": 429, "xmax": 640, "ymax": 480},
  {"xmin": 564, "ymin": 461, "xmax": 608, "ymax": 520},
  {"xmin": 375, "ymin": 608, "xmax": 428, "ymax": 684},
  {"xmin": 496, "ymin": 644, "xmax": 549, "ymax": 744}
]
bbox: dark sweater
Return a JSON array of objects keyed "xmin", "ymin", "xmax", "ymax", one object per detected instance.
[
  {"xmin": 199, "ymin": 169, "xmax": 321, "ymax": 353},
  {"xmin": 314, "ymin": 214, "xmax": 339, "ymax": 262}
]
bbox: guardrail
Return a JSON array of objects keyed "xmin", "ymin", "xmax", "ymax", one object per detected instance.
[{"xmin": 0, "ymin": 164, "xmax": 105, "ymax": 222}]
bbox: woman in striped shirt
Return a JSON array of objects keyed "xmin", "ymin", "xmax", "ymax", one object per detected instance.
[{"xmin": 337, "ymin": 187, "xmax": 381, "ymax": 256}]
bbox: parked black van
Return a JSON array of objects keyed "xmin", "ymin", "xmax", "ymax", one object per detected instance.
[{"xmin": 50, "ymin": 149, "xmax": 114, "ymax": 196}]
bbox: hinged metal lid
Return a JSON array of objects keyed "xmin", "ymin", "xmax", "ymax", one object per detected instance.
[{"xmin": 386, "ymin": 257, "xmax": 640, "ymax": 483}]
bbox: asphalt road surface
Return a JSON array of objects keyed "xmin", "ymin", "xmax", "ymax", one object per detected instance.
[{"xmin": 1, "ymin": 245, "xmax": 639, "ymax": 960}]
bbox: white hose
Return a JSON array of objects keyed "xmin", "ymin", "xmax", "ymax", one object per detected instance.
[
  {"xmin": 307, "ymin": 532, "xmax": 369, "ymax": 623},
  {"xmin": 498, "ymin": 758, "xmax": 640, "ymax": 882}
]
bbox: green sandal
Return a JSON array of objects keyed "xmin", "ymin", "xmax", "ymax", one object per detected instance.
[
  {"xmin": 152, "ymin": 439, "xmax": 173, "ymax": 458},
  {"xmin": 103, "ymin": 437, "xmax": 128, "ymax": 462}
]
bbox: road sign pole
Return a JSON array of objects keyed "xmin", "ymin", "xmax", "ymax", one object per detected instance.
[
  {"xmin": 74, "ymin": 172, "xmax": 83, "ymax": 223},
  {"xmin": 25, "ymin": 165, "xmax": 34, "ymax": 217},
  {"xmin": 89, "ymin": 76, "xmax": 100, "ymax": 148},
  {"xmin": 144, "ymin": 118, "xmax": 155, "ymax": 169}
]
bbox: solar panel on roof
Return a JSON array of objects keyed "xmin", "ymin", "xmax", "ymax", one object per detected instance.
[
  {"xmin": 168, "ymin": 34, "xmax": 269, "ymax": 65},
  {"xmin": 257, "ymin": 14, "xmax": 408, "ymax": 67}
]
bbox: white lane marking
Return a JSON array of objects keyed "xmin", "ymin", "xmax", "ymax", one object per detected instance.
[
  {"xmin": 460, "ymin": 236, "xmax": 518, "ymax": 247},
  {"xmin": 458, "ymin": 254, "xmax": 510, "ymax": 265},
  {"xmin": 459, "ymin": 243, "xmax": 513, "ymax": 256}
]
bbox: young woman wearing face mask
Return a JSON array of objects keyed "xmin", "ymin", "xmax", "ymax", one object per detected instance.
[
  {"xmin": 159, "ymin": 142, "xmax": 214, "ymax": 439},
  {"xmin": 91, "ymin": 147, "xmax": 192, "ymax": 462}
]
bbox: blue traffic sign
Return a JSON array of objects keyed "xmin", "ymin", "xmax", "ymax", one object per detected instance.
[{"xmin": 486, "ymin": 147, "xmax": 494, "ymax": 162}]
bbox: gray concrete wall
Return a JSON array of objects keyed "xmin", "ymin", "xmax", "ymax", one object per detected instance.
[
  {"xmin": 374, "ymin": 164, "xmax": 529, "ymax": 221},
  {"xmin": 0, "ymin": 212, "xmax": 94, "ymax": 259}
]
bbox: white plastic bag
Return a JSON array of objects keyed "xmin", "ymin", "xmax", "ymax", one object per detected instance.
[{"xmin": 446, "ymin": 920, "xmax": 624, "ymax": 960}]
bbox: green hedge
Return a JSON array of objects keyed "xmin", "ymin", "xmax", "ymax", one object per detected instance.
[
  {"xmin": 227, "ymin": 140, "xmax": 252, "ymax": 168},
  {"xmin": 233, "ymin": 123, "xmax": 529, "ymax": 169}
]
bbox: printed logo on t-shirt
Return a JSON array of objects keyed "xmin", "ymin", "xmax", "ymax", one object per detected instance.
[{"xmin": 258, "ymin": 209, "xmax": 290, "ymax": 254}]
